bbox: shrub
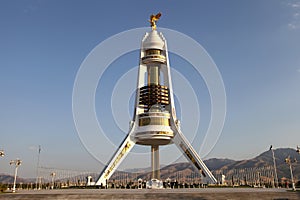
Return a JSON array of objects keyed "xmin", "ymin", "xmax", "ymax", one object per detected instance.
[{"xmin": 0, "ymin": 184, "xmax": 7, "ymax": 192}]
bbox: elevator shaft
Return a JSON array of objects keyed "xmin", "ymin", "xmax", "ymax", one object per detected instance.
[
  {"xmin": 151, "ymin": 145, "xmax": 160, "ymax": 180},
  {"xmin": 148, "ymin": 65, "xmax": 160, "ymax": 85}
]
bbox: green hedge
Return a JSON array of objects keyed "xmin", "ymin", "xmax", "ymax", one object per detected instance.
[{"xmin": 0, "ymin": 184, "xmax": 7, "ymax": 192}]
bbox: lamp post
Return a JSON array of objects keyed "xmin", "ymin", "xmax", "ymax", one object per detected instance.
[
  {"xmin": 0, "ymin": 150, "xmax": 4, "ymax": 171},
  {"xmin": 285, "ymin": 156, "xmax": 296, "ymax": 191},
  {"xmin": 50, "ymin": 172, "xmax": 56, "ymax": 189},
  {"xmin": 35, "ymin": 145, "xmax": 41, "ymax": 190},
  {"xmin": 269, "ymin": 145, "xmax": 279, "ymax": 188},
  {"xmin": 10, "ymin": 159, "xmax": 22, "ymax": 193}
]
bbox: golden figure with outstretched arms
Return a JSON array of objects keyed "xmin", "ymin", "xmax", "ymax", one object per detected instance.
[{"xmin": 150, "ymin": 13, "xmax": 161, "ymax": 30}]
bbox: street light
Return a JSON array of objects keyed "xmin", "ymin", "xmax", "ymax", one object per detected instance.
[
  {"xmin": 50, "ymin": 172, "xmax": 56, "ymax": 189},
  {"xmin": 10, "ymin": 159, "xmax": 22, "ymax": 193},
  {"xmin": 269, "ymin": 145, "xmax": 279, "ymax": 188},
  {"xmin": 0, "ymin": 150, "xmax": 4, "ymax": 172},
  {"xmin": 285, "ymin": 156, "xmax": 296, "ymax": 191}
]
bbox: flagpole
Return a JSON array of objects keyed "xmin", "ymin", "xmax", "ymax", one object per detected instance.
[
  {"xmin": 270, "ymin": 145, "xmax": 279, "ymax": 188},
  {"xmin": 35, "ymin": 145, "xmax": 41, "ymax": 190}
]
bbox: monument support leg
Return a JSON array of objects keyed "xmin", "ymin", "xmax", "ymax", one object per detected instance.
[
  {"xmin": 172, "ymin": 130, "xmax": 217, "ymax": 184},
  {"xmin": 95, "ymin": 133, "xmax": 135, "ymax": 186},
  {"xmin": 151, "ymin": 145, "xmax": 160, "ymax": 179}
]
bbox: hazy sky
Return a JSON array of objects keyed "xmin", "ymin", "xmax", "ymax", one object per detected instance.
[{"xmin": 1, "ymin": 0, "xmax": 300, "ymax": 178}]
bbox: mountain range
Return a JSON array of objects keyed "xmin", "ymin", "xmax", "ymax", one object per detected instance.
[
  {"xmin": 121, "ymin": 148, "xmax": 300, "ymax": 181},
  {"xmin": 1, "ymin": 148, "xmax": 299, "ymax": 184},
  {"xmin": 206, "ymin": 148, "xmax": 299, "ymax": 179}
]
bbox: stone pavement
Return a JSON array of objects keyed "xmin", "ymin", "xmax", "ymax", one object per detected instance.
[{"xmin": 0, "ymin": 188, "xmax": 299, "ymax": 200}]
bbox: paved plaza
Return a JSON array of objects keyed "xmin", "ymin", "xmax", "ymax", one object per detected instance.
[{"xmin": 1, "ymin": 188, "xmax": 299, "ymax": 200}]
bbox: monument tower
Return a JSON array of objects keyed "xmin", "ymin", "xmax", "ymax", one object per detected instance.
[{"xmin": 96, "ymin": 13, "xmax": 217, "ymax": 186}]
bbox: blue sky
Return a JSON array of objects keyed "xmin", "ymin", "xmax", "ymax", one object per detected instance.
[{"xmin": 0, "ymin": 0, "xmax": 300, "ymax": 178}]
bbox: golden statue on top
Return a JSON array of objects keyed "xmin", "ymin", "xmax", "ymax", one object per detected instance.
[{"xmin": 149, "ymin": 12, "xmax": 161, "ymax": 30}]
